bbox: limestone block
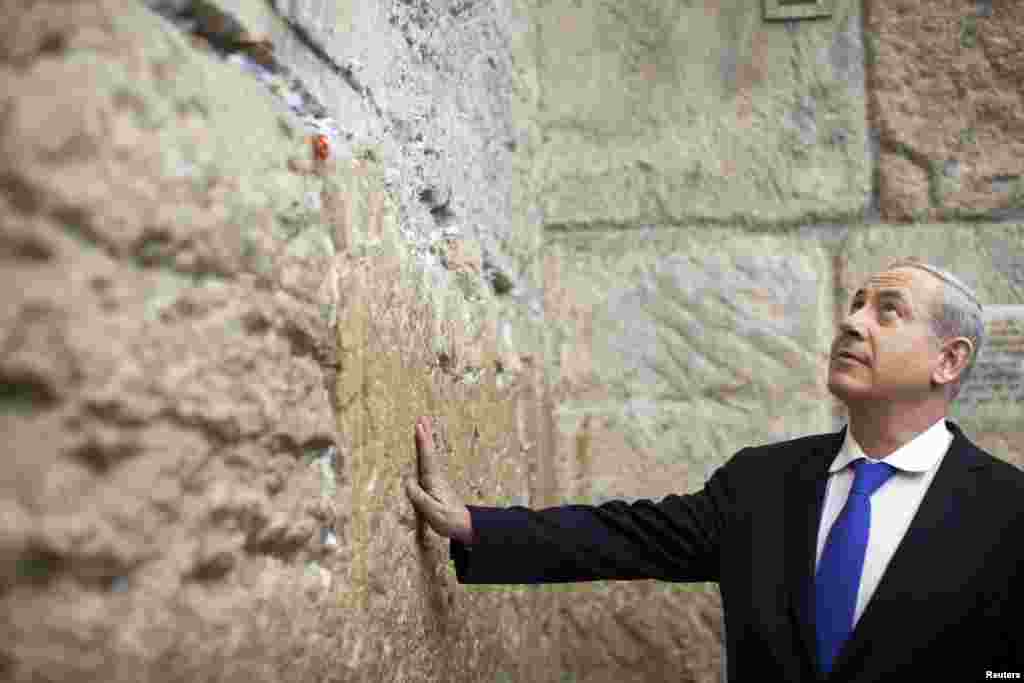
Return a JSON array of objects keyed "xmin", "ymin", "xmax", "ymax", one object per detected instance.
[
  {"xmin": 545, "ymin": 228, "xmax": 833, "ymax": 503},
  {"xmin": 866, "ymin": 0, "xmax": 1024, "ymax": 220},
  {"xmin": 0, "ymin": 1, "xmax": 529, "ymax": 682},
  {"xmin": 878, "ymin": 150, "xmax": 931, "ymax": 219},
  {"xmin": 539, "ymin": 228, "xmax": 832, "ymax": 683},
  {"xmin": 208, "ymin": 0, "xmax": 535, "ymax": 327},
  {"xmin": 544, "ymin": 581, "xmax": 724, "ymax": 683},
  {"xmin": 961, "ymin": 306, "xmax": 1024, "ymax": 470},
  {"xmin": 837, "ymin": 224, "xmax": 1024, "ymax": 464},
  {"xmin": 326, "ymin": 217, "xmax": 538, "ymax": 682},
  {"xmin": 519, "ymin": 0, "xmax": 870, "ymax": 226}
]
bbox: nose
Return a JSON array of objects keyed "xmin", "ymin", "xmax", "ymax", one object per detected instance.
[{"xmin": 836, "ymin": 318, "xmax": 864, "ymax": 345}]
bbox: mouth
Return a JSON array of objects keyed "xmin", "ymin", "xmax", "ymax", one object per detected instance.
[{"xmin": 833, "ymin": 352, "xmax": 866, "ymax": 365}]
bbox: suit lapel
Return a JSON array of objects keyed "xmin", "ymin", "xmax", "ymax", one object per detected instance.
[
  {"xmin": 784, "ymin": 426, "xmax": 843, "ymax": 680},
  {"xmin": 827, "ymin": 419, "xmax": 986, "ymax": 678}
]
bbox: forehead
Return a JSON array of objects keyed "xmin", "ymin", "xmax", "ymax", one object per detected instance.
[
  {"xmin": 856, "ymin": 268, "xmax": 925, "ymax": 295},
  {"xmin": 853, "ymin": 267, "xmax": 939, "ymax": 308}
]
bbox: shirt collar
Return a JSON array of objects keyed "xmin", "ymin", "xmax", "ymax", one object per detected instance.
[{"xmin": 830, "ymin": 417, "xmax": 953, "ymax": 474}]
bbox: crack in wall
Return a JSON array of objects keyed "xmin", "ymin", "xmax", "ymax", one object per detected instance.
[{"xmin": 264, "ymin": 0, "xmax": 386, "ymax": 122}]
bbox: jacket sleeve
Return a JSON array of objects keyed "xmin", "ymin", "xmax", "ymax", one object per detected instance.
[
  {"xmin": 450, "ymin": 450, "xmax": 743, "ymax": 584},
  {"xmin": 992, "ymin": 520, "xmax": 1024, "ymax": 668}
]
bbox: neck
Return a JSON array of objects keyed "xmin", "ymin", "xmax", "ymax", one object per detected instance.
[{"xmin": 845, "ymin": 398, "xmax": 947, "ymax": 459}]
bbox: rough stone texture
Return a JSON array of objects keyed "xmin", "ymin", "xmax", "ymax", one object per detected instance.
[
  {"xmin": 866, "ymin": 0, "xmax": 1024, "ymax": 221},
  {"xmin": 517, "ymin": 0, "xmax": 871, "ymax": 228},
  {"xmin": 540, "ymin": 228, "xmax": 833, "ymax": 683},
  {"xmin": 835, "ymin": 224, "xmax": 1024, "ymax": 467},
  {"xmin": 544, "ymin": 229, "xmax": 834, "ymax": 504},
  {"xmin": 6, "ymin": 0, "xmax": 1022, "ymax": 682},
  {"xmin": 204, "ymin": 0, "xmax": 542, "ymax": 329},
  {"xmin": 326, "ymin": 172, "xmax": 556, "ymax": 683},
  {"xmin": 546, "ymin": 581, "xmax": 724, "ymax": 683},
  {"xmin": 0, "ymin": 1, "xmax": 550, "ymax": 681}
]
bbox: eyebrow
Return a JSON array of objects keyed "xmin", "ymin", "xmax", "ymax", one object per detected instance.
[{"xmin": 851, "ymin": 288, "xmax": 911, "ymax": 306}]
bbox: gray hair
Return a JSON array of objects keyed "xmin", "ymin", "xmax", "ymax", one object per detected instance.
[{"xmin": 885, "ymin": 258, "xmax": 985, "ymax": 402}]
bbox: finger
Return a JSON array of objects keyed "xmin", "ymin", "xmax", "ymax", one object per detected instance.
[
  {"xmin": 405, "ymin": 477, "xmax": 424, "ymax": 506},
  {"xmin": 406, "ymin": 478, "xmax": 443, "ymax": 520},
  {"xmin": 406, "ymin": 477, "xmax": 425, "ymax": 507},
  {"xmin": 421, "ymin": 415, "xmax": 432, "ymax": 434},
  {"xmin": 415, "ymin": 418, "xmax": 431, "ymax": 452},
  {"xmin": 415, "ymin": 419, "xmax": 435, "ymax": 482}
]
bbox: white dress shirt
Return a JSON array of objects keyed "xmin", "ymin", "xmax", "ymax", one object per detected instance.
[{"xmin": 814, "ymin": 417, "xmax": 953, "ymax": 628}]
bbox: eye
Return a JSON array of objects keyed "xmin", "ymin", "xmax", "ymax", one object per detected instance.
[{"xmin": 850, "ymin": 299, "xmax": 899, "ymax": 313}]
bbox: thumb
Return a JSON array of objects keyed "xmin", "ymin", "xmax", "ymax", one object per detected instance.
[
  {"xmin": 406, "ymin": 477, "xmax": 439, "ymax": 514},
  {"xmin": 405, "ymin": 477, "xmax": 450, "ymax": 535},
  {"xmin": 405, "ymin": 477, "xmax": 423, "ymax": 503}
]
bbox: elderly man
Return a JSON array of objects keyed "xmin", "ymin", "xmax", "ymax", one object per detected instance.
[{"xmin": 405, "ymin": 257, "xmax": 1023, "ymax": 682}]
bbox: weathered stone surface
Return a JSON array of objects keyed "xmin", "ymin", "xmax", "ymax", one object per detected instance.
[
  {"xmin": 517, "ymin": 0, "xmax": 870, "ymax": 227},
  {"xmin": 0, "ymin": 1, "xmax": 545, "ymax": 681},
  {"xmin": 545, "ymin": 229, "xmax": 834, "ymax": 497},
  {"xmin": 538, "ymin": 581, "xmax": 724, "ymax": 683},
  {"xmin": 836, "ymin": 224, "xmax": 1024, "ymax": 465},
  {"xmin": 956, "ymin": 305, "xmax": 1024, "ymax": 470},
  {"xmin": 866, "ymin": 0, "xmax": 1024, "ymax": 221},
  {"xmin": 195, "ymin": 0, "xmax": 538, "ymax": 316},
  {"xmin": 541, "ymin": 227, "xmax": 834, "ymax": 683},
  {"xmin": 325, "ymin": 185, "xmax": 549, "ymax": 682},
  {"xmin": 9, "ymin": 0, "xmax": 1022, "ymax": 680}
]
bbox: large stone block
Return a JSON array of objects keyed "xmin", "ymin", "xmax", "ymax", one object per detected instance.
[
  {"xmin": 544, "ymin": 228, "xmax": 834, "ymax": 503},
  {"xmin": 0, "ymin": 1, "xmax": 541, "ymax": 681},
  {"xmin": 866, "ymin": 0, "xmax": 1024, "ymax": 220},
  {"xmin": 519, "ymin": 0, "xmax": 870, "ymax": 227},
  {"xmin": 202, "ymin": 0, "xmax": 538, "ymax": 328},
  {"xmin": 540, "ymin": 227, "xmax": 833, "ymax": 683},
  {"xmin": 0, "ymin": 4, "xmax": 344, "ymax": 676}
]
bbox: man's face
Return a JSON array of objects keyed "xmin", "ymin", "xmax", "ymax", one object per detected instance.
[{"xmin": 827, "ymin": 267, "xmax": 945, "ymax": 405}]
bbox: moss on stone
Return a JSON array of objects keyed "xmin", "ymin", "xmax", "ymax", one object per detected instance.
[
  {"xmin": 864, "ymin": 31, "xmax": 879, "ymax": 66},
  {"xmin": 240, "ymin": 233, "xmax": 274, "ymax": 279},
  {"xmin": 319, "ymin": 301, "xmax": 336, "ymax": 326},
  {"xmin": 927, "ymin": 160, "xmax": 944, "ymax": 207},
  {"xmin": 487, "ymin": 267, "xmax": 514, "ymax": 296},
  {"xmin": 354, "ymin": 145, "xmax": 380, "ymax": 163},
  {"xmin": 1010, "ymin": 178, "xmax": 1024, "ymax": 207},
  {"xmin": 0, "ymin": 378, "xmax": 52, "ymax": 414},
  {"xmin": 959, "ymin": 15, "xmax": 978, "ymax": 49},
  {"xmin": 16, "ymin": 553, "xmax": 60, "ymax": 583},
  {"xmin": 662, "ymin": 581, "xmax": 717, "ymax": 596},
  {"xmin": 453, "ymin": 270, "xmax": 482, "ymax": 302},
  {"xmin": 276, "ymin": 206, "xmax": 320, "ymax": 242}
]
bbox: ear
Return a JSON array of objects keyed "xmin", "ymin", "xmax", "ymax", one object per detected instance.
[{"xmin": 932, "ymin": 336, "xmax": 974, "ymax": 387}]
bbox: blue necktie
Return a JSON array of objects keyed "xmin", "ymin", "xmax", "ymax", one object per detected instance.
[{"xmin": 814, "ymin": 458, "xmax": 897, "ymax": 676}]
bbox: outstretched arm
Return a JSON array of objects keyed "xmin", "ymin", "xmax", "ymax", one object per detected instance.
[{"xmin": 449, "ymin": 466, "xmax": 736, "ymax": 585}]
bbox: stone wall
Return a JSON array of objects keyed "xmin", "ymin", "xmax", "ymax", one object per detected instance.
[
  {"xmin": 0, "ymin": 0, "xmax": 551, "ymax": 681},
  {"xmin": 1, "ymin": 1, "xmax": 1022, "ymax": 682}
]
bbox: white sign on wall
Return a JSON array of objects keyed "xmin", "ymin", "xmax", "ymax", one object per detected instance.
[{"xmin": 955, "ymin": 305, "xmax": 1024, "ymax": 411}]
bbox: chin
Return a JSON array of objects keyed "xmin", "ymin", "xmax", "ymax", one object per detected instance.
[{"xmin": 827, "ymin": 374, "xmax": 869, "ymax": 403}]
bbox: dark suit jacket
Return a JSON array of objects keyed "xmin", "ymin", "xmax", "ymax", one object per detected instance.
[{"xmin": 450, "ymin": 419, "xmax": 1024, "ymax": 682}]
